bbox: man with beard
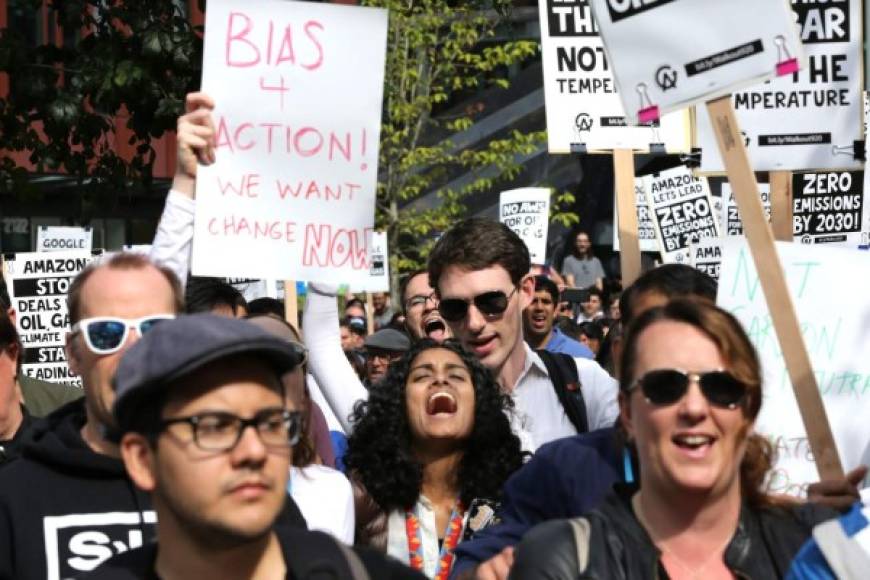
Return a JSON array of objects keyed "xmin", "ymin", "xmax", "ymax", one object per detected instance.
[
  {"xmin": 523, "ymin": 276, "xmax": 592, "ymax": 359},
  {"xmin": 85, "ymin": 315, "xmax": 422, "ymax": 579}
]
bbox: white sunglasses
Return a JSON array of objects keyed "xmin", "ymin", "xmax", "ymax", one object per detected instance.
[{"xmin": 71, "ymin": 315, "xmax": 175, "ymax": 354}]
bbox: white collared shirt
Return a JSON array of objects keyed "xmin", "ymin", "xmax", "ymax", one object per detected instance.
[
  {"xmin": 386, "ymin": 495, "xmax": 468, "ymax": 578},
  {"xmin": 508, "ymin": 344, "xmax": 619, "ymax": 452}
]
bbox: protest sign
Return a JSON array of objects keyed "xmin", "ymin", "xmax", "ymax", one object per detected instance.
[
  {"xmin": 348, "ymin": 230, "xmax": 390, "ymax": 293},
  {"xmin": 499, "ymin": 188, "xmax": 550, "ymax": 264},
  {"xmin": 718, "ymin": 238, "xmax": 870, "ymax": 494},
  {"xmin": 191, "ymin": 0, "xmax": 388, "ymax": 285},
  {"xmin": 36, "ymin": 226, "xmax": 93, "ymax": 253},
  {"xmin": 721, "ymin": 182, "xmax": 771, "ymax": 236},
  {"xmin": 613, "ymin": 178, "xmax": 658, "ymax": 252},
  {"xmin": 587, "ymin": 0, "xmax": 804, "ymax": 124},
  {"xmin": 697, "ymin": 0, "xmax": 863, "ymax": 171},
  {"xmin": 3, "ymin": 251, "xmax": 97, "ymax": 386},
  {"xmin": 226, "ymin": 278, "xmax": 282, "ymax": 302},
  {"xmin": 689, "ymin": 236, "xmax": 723, "ymax": 281},
  {"xmin": 643, "ymin": 166, "xmax": 719, "ymax": 263},
  {"xmin": 792, "ymin": 170, "xmax": 870, "ymax": 246},
  {"xmin": 537, "ymin": 0, "xmax": 690, "ymax": 152}
]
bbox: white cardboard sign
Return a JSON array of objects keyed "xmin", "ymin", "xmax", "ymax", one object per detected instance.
[
  {"xmin": 348, "ymin": 230, "xmax": 390, "ymax": 293},
  {"xmin": 537, "ymin": 0, "xmax": 690, "ymax": 152},
  {"xmin": 718, "ymin": 238, "xmax": 870, "ymax": 495},
  {"xmin": 612, "ymin": 178, "xmax": 659, "ymax": 252},
  {"xmin": 499, "ymin": 188, "xmax": 551, "ymax": 264},
  {"xmin": 792, "ymin": 170, "xmax": 870, "ymax": 246},
  {"xmin": 644, "ymin": 166, "xmax": 720, "ymax": 264},
  {"xmin": 689, "ymin": 236, "xmax": 723, "ymax": 281},
  {"xmin": 721, "ymin": 183, "xmax": 772, "ymax": 236},
  {"xmin": 588, "ymin": 0, "xmax": 805, "ymax": 124},
  {"xmin": 37, "ymin": 226, "xmax": 93, "ymax": 253},
  {"xmin": 3, "ymin": 251, "xmax": 97, "ymax": 386},
  {"xmin": 697, "ymin": 0, "xmax": 863, "ymax": 171},
  {"xmin": 192, "ymin": 0, "xmax": 388, "ymax": 284}
]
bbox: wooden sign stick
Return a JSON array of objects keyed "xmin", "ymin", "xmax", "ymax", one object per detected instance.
[
  {"xmin": 769, "ymin": 171, "xmax": 794, "ymax": 242},
  {"xmin": 614, "ymin": 149, "xmax": 642, "ymax": 286},
  {"xmin": 365, "ymin": 292, "xmax": 375, "ymax": 334},
  {"xmin": 706, "ymin": 96, "xmax": 843, "ymax": 480},
  {"xmin": 283, "ymin": 281, "xmax": 298, "ymax": 330}
]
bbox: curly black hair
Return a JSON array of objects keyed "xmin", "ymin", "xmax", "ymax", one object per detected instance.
[{"xmin": 345, "ymin": 339, "xmax": 524, "ymax": 512}]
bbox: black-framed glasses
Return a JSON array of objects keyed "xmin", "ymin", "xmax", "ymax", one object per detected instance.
[
  {"xmin": 159, "ymin": 408, "xmax": 302, "ymax": 452},
  {"xmin": 629, "ymin": 368, "xmax": 747, "ymax": 410},
  {"xmin": 71, "ymin": 315, "xmax": 175, "ymax": 355},
  {"xmin": 438, "ymin": 288, "xmax": 519, "ymax": 322},
  {"xmin": 405, "ymin": 293, "xmax": 438, "ymax": 311}
]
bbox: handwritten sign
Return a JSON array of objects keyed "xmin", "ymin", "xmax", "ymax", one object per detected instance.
[
  {"xmin": 697, "ymin": 0, "xmax": 862, "ymax": 171},
  {"xmin": 613, "ymin": 178, "xmax": 659, "ymax": 252},
  {"xmin": 721, "ymin": 182, "xmax": 771, "ymax": 236},
  {"xmin": 718, "ymin": 238, "xmax": 870, "ymax": 495},
  {"xmin": 587, "ymin": 0, "xmax": 804, "ymax": 124},
  {"xmin": 3, "ymin": 251, "xmax": 97, "ymax": 386},
  {"xmin": 537, "ymin": 0, "xmax": 690, "ymax": 152},
  {"xmin": 644, "ymin": 166, "xmax": 719, "ymax": 263},
  {"xmin": 792, "ymin": 170, "xmax": 869, "ymax": 246},
  {"xmin": 191, "ymin": 0, "xmax": 388, "ymax": 284},
  {"xmin": 499, "ymin": 188, "xmax": 551, "ymax": 264},
  {"xmin": 36, "ymin": 226, "xmax": 93, "ymax": 253}
]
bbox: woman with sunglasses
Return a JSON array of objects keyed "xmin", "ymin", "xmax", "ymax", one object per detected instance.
[
  {"xmin": 345, "ymin": 339, "xmax": 523, "ymax": 579},
  {"xmin": 510, "ymin": 299, "xmax": 837, "ymax": 579}
]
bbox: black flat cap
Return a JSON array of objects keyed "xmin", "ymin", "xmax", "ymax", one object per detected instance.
[
  {"xmin": 113, "ymin": 313, "xmax": 304, "ymax": 433},
  {"xmin": 363, "ymin": 328, "xmax": 410, "ymax": 352}
]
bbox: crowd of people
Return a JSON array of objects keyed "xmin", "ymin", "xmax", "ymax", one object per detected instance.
[{"xmin": 0, "ymin": 92, "xmax": 865, "ymax": 579}]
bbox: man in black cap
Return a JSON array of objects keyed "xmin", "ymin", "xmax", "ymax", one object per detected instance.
[
  {"xmin": 87, "ymin": 314, "xmax": 422, "ymax": 579},
  {"xmin": 362, "ymin": 328, "xmax": 410, "ymax": 387}
]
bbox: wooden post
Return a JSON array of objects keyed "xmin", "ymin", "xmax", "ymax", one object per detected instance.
[
  {"xmin": 365, "ymin": 293, "xmax": 375, "ymax": 334},
  {"xmin": 706, "ymin": 96, "xmax": 843, "ymax": 480},
  {"xmin": 769, "ymin": 171, "xmax": 793, "ymax": 242},
  {"xmin": 283, "ymin": 281, "xmax": 298, "ymax": 329},
  {"xmin": 614, "ymin": 149, "xmax": 642, "ymax": 287}
]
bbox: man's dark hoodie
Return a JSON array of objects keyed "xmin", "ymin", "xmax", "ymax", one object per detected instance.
[{"xmin": 0, "ymin": 398, "xmax": 155, "ymax": 580}]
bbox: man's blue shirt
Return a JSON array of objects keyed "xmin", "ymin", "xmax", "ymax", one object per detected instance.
[{"xmin": 544, "ymin": 326, "xmax": 594, "ymax": 359}]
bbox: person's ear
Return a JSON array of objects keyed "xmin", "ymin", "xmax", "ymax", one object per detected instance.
[
  {"xmin": 518, "ymin": 275, "xmax": 535, "ymax": 310},
  {"xmin": 64, "ymin": 332, "xmax": 82, "ymax": 377},
  {"xmin": 619, "ymin": 390, "xmax": 635, "ymax": 441},
  {"xmin": 120, "ymin": 433, "xmax": 158, "ymax": 492}
]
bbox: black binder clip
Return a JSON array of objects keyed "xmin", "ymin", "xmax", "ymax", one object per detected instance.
[
  {"xmin": 679, "ymin": 147, "xmax": 702, "ymax": 169},
  {"xmin": 570, "ymin": 143, "xmax": 588, "ymax": 154}
]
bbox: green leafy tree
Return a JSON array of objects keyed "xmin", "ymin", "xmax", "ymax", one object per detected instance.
[
  {"xmin": 0, "ymin": 0, "xmax": 200, "ymax": 205},
  {"xmin": 367, "ymin": 0, "xmax": 557, "ymax": 293}
]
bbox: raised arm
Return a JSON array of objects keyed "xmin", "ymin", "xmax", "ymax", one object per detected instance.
[
  {"xmin": 149, "ymin": 92, "xmax": 215, "ymax": 287},
  {"xmin": 303, "ymin": 283, "xmax": 368, "ymax": 433}
]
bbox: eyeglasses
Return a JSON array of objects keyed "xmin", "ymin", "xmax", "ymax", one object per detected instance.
[
  {"xmin": 438, "ymin": 288, "xmax": 519, "ymax": 322},
  {"xmin": 159, "ymin": 408, "xmax": 302, "ymax": 452},
  {"xmin": 71, "ymin": 315, "xmax": 175, "ymax": 355},
  {"xmin": 629, "ymin": 368, "xmax": 747, "ymax": 410},
  {"xmin": 405, "ymin": 293, "xmax": 438, "ymax": 311}
]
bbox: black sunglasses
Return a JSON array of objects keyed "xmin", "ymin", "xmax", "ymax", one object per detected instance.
[
  {"xmin": 438, "ymin": 288, "xmax": 518, "ymax": 322},
  {"xmin": 629, "ymin": 368, "xmax": 747, "ymax": 409}
]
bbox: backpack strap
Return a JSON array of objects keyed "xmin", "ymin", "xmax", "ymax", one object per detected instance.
[
  {"xmin": 536, "ymin": 350, "xmax": 588, "ymax": 434},
  {"xmin": 282, "ymin": 528, "xmax": 370, "ymax": 580}
]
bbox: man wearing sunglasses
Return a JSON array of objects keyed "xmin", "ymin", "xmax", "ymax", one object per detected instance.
[
  {"xmin": 427, "ymin": 218, "xmax": 619, "ymax": 454},
  {"xmin": 85, "ymin": 314, "xmax": 419, "ymax": 579},
  {"xmin": 0, "ymin": 253, "xmax": 190, "ymax": 580}
]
